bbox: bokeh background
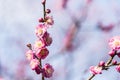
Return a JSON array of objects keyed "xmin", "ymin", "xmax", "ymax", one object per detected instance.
[{"xmin": 0, "ymin": 0, "xmax": 120, "ymax": 80}]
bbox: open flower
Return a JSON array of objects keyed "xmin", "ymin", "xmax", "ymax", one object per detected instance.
[
  {"xmin": 35, "ymin": 24, "xmax": 47, "ymax": 38},
  {"xmin": 109, "ymin": 36, "xmax": 120, "ymax": 50},
  {"xmin": 36, "ymin": 48, "xmax": 49, "ymax": 59},
  {"xmin": 30, "ymin": 59, "xmax": 40, "ymax": 70},
  {"xmin": 45, "ymin": 16, "xmax": 54, "ymax": 26},
  {"xmin": 43, "ymin": 63, "xmax": 54, "ymax": 78},
  {"xmin": 25, "ymin": 50, "xmax": 34, "ymax": 61},
  {"xmin": 90, "ymin": 66, "xmax": 102, "ymax": 75},
  {"xmin": 34, "ymin": 40, "xmax": 45, "ymax": 50}
]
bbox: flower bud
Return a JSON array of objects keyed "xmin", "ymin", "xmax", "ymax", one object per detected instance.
[
  {"xmin": 116, "ymin": 65, "xmax": 120, "ymax": 73},
  {"xmin": 42, "ymin": 0, "xmax": 46, "ymax": 4},
  {"xmin": 46, "ymin": 9, "xmax": 51, "ymax": 14},
  {"xmin": 99, "ymin": 61, "xmax": 105, "ymax": 67},
  {"xmin": 108, "ymin": 50, "xmax": 115, "ymax": 57},
  {"xmin": 35, "ymin": 66, "xmax": 43, "ymax": 74},
  {"xmin": 39, "ymin": 18, "xmax": 44, "ymax": 22},
  {"xmin": 112, "ymin": 60, "xmax": 117, "ymax": 65}
]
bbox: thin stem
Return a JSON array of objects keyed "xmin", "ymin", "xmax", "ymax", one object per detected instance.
[
  {"xmin": 106, "ymin": 56, "xmax": 114, "ymax": 66},
  {"xmin": 42, "ymin": 75, "xmax": 45, "ymax": 80},
  {"xmin": 43, "ymin": 0, "xmax": 46, "ymax": 20},
  {"xmin": 108, "ymin": 62, "xmax": 120, "ymax": 67},
  {"xmin": 40, "ymin": 59, "xmax": 45, "ymax": 80},
  {"xmin": 88, "ymin": 74, "xmax": 95, "ymax": 80},
  {"xmin": 106, "ymin": 50, "xmax": 117, "ymax": 66},
  {"xmin": 40, "ymin": 59, "xmax": 42, "ymax": 67},
  {"xmin": 40, "ymin": 0, "xmax": 47, "ymax": 80}
]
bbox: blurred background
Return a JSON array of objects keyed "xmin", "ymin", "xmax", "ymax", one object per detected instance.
[{"xmin": 0, "ymin": 0, "xmax": 120, "ymax": 80}]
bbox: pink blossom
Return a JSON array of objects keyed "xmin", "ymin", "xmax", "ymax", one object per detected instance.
[
  {"xmin": 35, "ymin": 24, "xmax": 47, "ymax": 37},
  {"xmin": 109, "ymin": 36, "xmax": 120, "ymax": 50},
  {"xmin": 116, "ymin": 65, "xmax": 120, "ymax": 73},
  {"xmin": 34, "ymin": 40, "xmax": 45, "ymax": 50},
  {"xmin": 30, "ymin": 59, "xmax": 40, "ymax": 70},
  {"xmin": 90, "ymin": 66, "xmax": 102, "ymax": 75},
  {"xmin": 26, "ymin": 0, "xmax": 54, "ymax": 77},
  {"xmin": 25, "ymin": 50, "xmax": 34, "ymax": 61},
  {"xmin": 42, "ymin": 32, "xmax": 52, "ymax": 46},
  {"xmin": 45, "ymin": 16, "xmax": 54, "ymax": 26},
  {"xmin": 36, "ymin": 48, "xmax": 49, "ymax": 59},
  {"xmin": 43, "ymin": 63, "xmax": 54, "ymax": 78}
]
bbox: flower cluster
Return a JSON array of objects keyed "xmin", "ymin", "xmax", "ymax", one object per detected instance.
[
  {"xmin": 26, "ymin": 0, "xmax": 54, "ymax": 79},
  {"xmin": 88, "ymin": 36, "xmax": 120, "ymax": 80}
]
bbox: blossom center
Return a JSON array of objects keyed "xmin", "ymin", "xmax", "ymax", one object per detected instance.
[{"xmin": 114, "ymin": 40, "xmax": 120, "ymax": 46}]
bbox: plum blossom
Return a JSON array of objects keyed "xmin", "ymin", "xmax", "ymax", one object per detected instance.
[
  {"xmin": 26, "ymin": 0, "xmax": 54, "ymax": 79},
  {"xmin": 109, "ymin": 36, "xmax": 120, "ymax": 50},
  {"xmin": 25, "ymin": 50, "xmax": 34, "ymax": 61},
  {"xmin": 36, "ymin": 48, "xmax": 49, "ymax": 59},
  {"xmin": 45, "ymin": 16, "xmax": 54, "ymax": 26},
  {"xmin": 30, "ymin": 59, "xmax": 40, "ymax": 70},
  {"xmin": 34, "ymin": 40, "xmax": 45, "ymax": 50},
  {"xmin": 35, "ymin": 24, "xmax": 47, "ymax": 38},
  {"xmin": 88, "ymin": 36, "xmax": 120, "ymax": 80},
  {"xmin": 90, "ymin": 66, "xmax": 102, "ymax": 75},
  {"xmin": 43, "ymin": 63, "xmax": 54, "ymax": 78}
]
